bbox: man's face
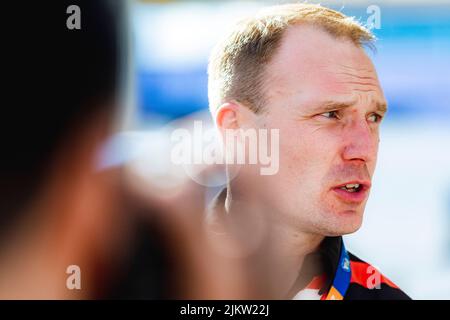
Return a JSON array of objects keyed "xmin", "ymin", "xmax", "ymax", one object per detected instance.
[{"xmin": 253, "ymin": 25, "xmax": 387, "ymax": 236}]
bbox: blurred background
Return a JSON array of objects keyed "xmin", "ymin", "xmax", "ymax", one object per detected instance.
[{"xmin": 106, "ymin": 0, "xmax": 450, "ymax": 299}]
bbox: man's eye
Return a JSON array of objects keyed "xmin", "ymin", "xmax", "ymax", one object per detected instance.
[
  {"xmin": 320, "ymin": 110, "xmax": 340, "ymax": 119},
  {"xmin": 368, "ymin": 113, "xmax": 383, "ymax": 123}
]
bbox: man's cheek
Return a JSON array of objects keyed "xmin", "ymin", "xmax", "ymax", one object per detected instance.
[
  {"xmin": 278, "ymin": 128, "xmax": 335, "ymax": 173},
  {"xmin": 278, "ymin": 147, "xmax": 318, "ymax": 188},
  {"xmin": 279, "ymin": 143, "xmax": 309, "ymax": 170}
]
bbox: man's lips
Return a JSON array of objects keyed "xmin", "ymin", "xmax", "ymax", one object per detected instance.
[{"xmin": 331, "ymin": 180, "xmax": 371, "ymax": 203}]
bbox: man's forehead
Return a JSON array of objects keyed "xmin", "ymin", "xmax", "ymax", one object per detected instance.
[
  {"xmin": 265, "ymin": 25, "xmax": 384, "ymax": 109},
  {"xmin": 268, "ymin": 24, "xmax": 377, "ymax": 83}
]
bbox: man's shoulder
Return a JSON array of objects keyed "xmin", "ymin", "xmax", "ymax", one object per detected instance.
[{"xmin": 344, "ymin": 252, "xmax": 411, "ymax": 300}]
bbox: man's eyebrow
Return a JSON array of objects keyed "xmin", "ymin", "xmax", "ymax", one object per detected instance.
[
  {"xmin": 311, "ymin": 100, "xmax": 357, "ymax": 113},
  {"xmin": 312, "ymin": 99, "xmax": 388, "ymax": 113},
  {"xmin": 375, "ymin": 101, "xmax": 388, "ymax": 113}
]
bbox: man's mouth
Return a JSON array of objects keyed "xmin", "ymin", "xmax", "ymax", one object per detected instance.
[
  {"xmin": 331, "ymin": 181, "xmax": 371, "ymax": 203},
  {"xmin": 339, "ymin": 183, "xmax": 362, "ymax": 193}
]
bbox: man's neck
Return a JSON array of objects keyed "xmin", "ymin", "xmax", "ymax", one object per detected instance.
[{"xmin": 210, "ymin": 184, "xmax": 325, "ymax": 298}]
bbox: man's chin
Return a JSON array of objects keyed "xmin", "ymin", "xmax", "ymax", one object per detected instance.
[
  {"xmin": 319, "ymin": 209, "xmax": 364, "ymax": 236},
  {"xmin": 321, "ymin": 224, "xmax": 362, "ymax": 237}
]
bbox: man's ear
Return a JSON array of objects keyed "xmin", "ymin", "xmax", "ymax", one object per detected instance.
[
  {"xmin": 215, "ymin": 102, "xmax": 257, "ymax": 132},
  {"xmin": 215, "ymin": 102, "xmax": 239, "ymax": 131}
]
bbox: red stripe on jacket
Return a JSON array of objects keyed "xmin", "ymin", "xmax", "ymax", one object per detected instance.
[{"xmin": 350, "ymin": 261, "xmax": 399, "ymax": 289}]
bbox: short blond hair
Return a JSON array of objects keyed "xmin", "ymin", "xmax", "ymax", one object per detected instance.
[{"xmin": 207, "ymin": 3, "xmax": 375, "ymax": 115}]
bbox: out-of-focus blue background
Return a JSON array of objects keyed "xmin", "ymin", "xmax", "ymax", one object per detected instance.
[{"xmin": 126, "ymin": 0, "xmax": 450, "ymax": 299}]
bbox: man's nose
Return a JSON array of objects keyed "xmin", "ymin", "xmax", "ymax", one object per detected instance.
[{"xmin": 341, "ymin": 119, "xmax": 378, "ymax": 163}]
